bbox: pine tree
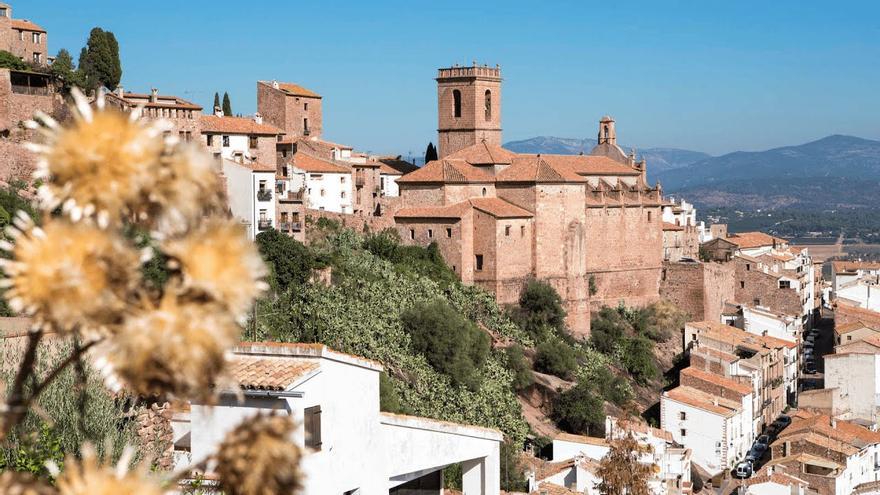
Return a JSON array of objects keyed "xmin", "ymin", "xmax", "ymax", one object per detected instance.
[
  {"xmin": 78, "ymin": 28, "xmax": 123, "ymax": 91},
  {"xmin": 213, "ymin": 92, "xmax": 220, "ymax": 112},
  {"xmin": 222, "ymin": 92, "xmax": 232, "ymax": 117},
  {"xmin": 424, "ymin": 142, "xmax": 438, "ymax": 163}
]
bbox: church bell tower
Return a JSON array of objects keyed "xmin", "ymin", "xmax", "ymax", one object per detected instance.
[{"xmin": 436, "ymin": 62, "xmax": 502, "ymax": 158}]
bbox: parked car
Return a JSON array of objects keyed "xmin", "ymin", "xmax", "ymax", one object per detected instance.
[
  {"xmin": 747, "ymin": 444, "xmax": 767, "ymax": 462},
  {"xmin": 756, "ymin": 435, "xmax": 770, "ymax": 447},
  {"xmin": 775, "ymin": 415, "xmax": 791, "ymax": 427},
  {"xmin": 734, "ymin": 461, "xmax": 753, "ymax": 479},
  {"xmin": 804, "ymin": 363, "xmax": 817, "ymax": 374}
]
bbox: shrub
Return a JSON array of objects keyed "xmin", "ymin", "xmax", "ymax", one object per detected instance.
[
  {"xmin": 504, "ymin": 344, "xmax": 533, "ymax": 391},
  {"xmin": 590, "ymin": 307, "xmax": 628, "ymax": 354},
  {"xmin": 534, "ymin": 339, "xmax": 578, "ymax": 380},
  {"xmin": 515, "ymin": 279, "xmax": 567, "ymax": 339},
  {"xmin": 379, "ymin": 372, "xmax": 405, "ymax": 413},
  {"xmin": 401, "ymin": 299, "xmax": 490, "ymax": 390},
  {"xmin": 256, "ymin": 229, "xmax": 315, "ymax": 292},
  {"xmin": 552, "ymin": 382, "xmax": 606, "ymax": 436},
  {"xmin": 621, "ymin": 336, "xmax": 658, "ymax": 385},
  {"xmin": 0, "ymin": 50, "xmax": 29, "ymax": 71},
  {"xmin": 594, "ymin": 367, "xmax": 632, "ymax": 406}
]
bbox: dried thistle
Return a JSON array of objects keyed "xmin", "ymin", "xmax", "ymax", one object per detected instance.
[
  {"xmin": 51, "ymin": 445, "xmax": 163, "ymax": 495},
  {"xmin": 164, "ymin": 218, "xmax": 268, "ymax": 318},
  {"xmin": 26, "ymin": 90, "xmax": 168, "ymax": 228},
  {"xmin": 135, "ymin": 143, "xmax": 227, "ymax": 236},
  {"xmin": 105, "ymin": 292, "xmax": 240, "ymax": 400},
  {"xmin": 0, "ymin": 471, "xmax": 57, "ymax": 495},
  {"xmin": 0, "ymin": 216, "xmax": 140, "ymax": 333},
  {"xmin": 215, "ymin": 414, "xmax": 303, "ymax": 495}
]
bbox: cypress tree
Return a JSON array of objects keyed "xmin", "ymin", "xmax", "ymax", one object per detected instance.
[
  {"xmin": 50, "ymin": 49, "xmax": 76, "ymax": 92},
  {"xmin": 424, "ymin": 142, "xmax": 438, "ymax": 163},
  {"xmin": 213, "ymin": 92, "xmax": 220, "ymax": 111},
  {"xmin": 79, "ymin": 28, "xmax": 122, "ymax": 91},
  {"xmin": 222, "ymin": 92, "xmax": 232, "ymax": 116}
]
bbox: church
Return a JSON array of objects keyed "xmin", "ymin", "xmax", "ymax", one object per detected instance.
[{"xmin": 393, "ymin": 63, "xmax": 664, "ymax": 335}]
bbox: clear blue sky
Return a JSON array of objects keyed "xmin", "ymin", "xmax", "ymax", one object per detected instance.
[{"xmin": 20, "ymin": 0, "xmax": 880, "ymax": 157}]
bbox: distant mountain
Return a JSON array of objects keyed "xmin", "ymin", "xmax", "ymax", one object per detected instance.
[
  {"xmin": 503, "ymin": 136, "xmax": 710, "ymax": 175},
  {"xmin": 658, "ymin": 135, "xmax": 880, "ymax": 210}
]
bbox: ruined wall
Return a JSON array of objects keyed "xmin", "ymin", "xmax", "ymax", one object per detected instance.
[{"xmin": 585, "ymin": 205, "xmax": 663, "ymax": 309}]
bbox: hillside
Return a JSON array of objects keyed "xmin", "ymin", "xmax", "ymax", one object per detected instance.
[
  {"xmin": 658, "ymin": 135, "xmax": 880, "ymax": 209},
  {"xmin": 503, "ymin": 136, "xmax": 710, "ymax": 175}
]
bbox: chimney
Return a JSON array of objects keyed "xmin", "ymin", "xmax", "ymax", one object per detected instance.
[
  {"xmin": 116, "ymin": 85, "xmax": 124, "ymax": 98},
  {"xmin": 150, "ymin": 87, "xmax": 158, "ymax": 103},
  {"xmin": 253, "ymin": 112, "xmax": 263, "ymax": 125},
  {"xmin": 272, "ymin": 80, "xmax": 279, "ymax": 90},
  {"xmin": 214, "ymin": 105, "xmax": 224, "ymax": 117}
]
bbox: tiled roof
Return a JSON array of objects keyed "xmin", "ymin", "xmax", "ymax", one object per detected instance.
[
  {"xmin": 554, "ymin": 432, "xmax": 609, "ymax": 447},
  {"xmin": 235, "ymin": 341, "xmax": 383, "ymax": 370},
  {"xmin": 664, "ymin": 386, "xmax": 741, "ymax": 417},
  {"xmin": 835, "ymin": 321, "xmax": 873, "ymax": 335},
  {"xmin": 533, "ymin": 482, "xmax": 580, "ymax": 495},
  {"xmin": 394, "ymin": 202, "xmax": 472, "ymax": 220},
  {"xmin": 833, "ymin": 260, "xmax": 880, "ymax": 273},
  {"xmin": 276, "ymin": 82, "xmax": 321, "ymax": 98},
  {"xmin": 469, "ymin": 198, "xmax": 533, "ymax": 218},
  {"xmin": 11, "ymin": 19, "xmax": 45, "ymax": 32},
  {"xmin": 225, "ymin": 159, "xmax": 276, "ymax": 173},
  {"xmin": 727, "ymin": 232, "xmax": 788, "ymax": 249},
  {"xmin": 770, "ymin": 431, "xmax": 859, "ymax": 456},
  {"xmin": 228, "ymin": 356, "xmax": 318, "ymax": 391},
  {"xmin": 537, "ymin": 154, "xmax": 641, "ymax": 176},
  {"xmin": 397, "ymin": 159, "xmax": 495, "ymax": 184},
  {"xmin": 199, "ymin": 115, "xmax": 283, "ymax": 135},
  {"xmin": 688, "ymin": 320, "xmax": 794, "ymax": 351},
  {"xmin": 743, "ymin": 470, "xmax": 808, "ymax": 488},
  {"xmin": 662, "ymin": 222, "xmax": 684, "ymax": 232},
  {"xmin": 693, "ymin": 346, "xmax": 739, "ymax": 364},
  {"xmin": 105, "ymin": 92, "xmax": 203, "ymax": 111},
  {"xmin": 853, "ymin": 481, "xmax": 880, "ymax": 495},
  {"xmin": 778, "ymin": 411, "xmax": 880, "ymax": 449},
  {"xmin": 377, "ymin": 157, "xmax": 420, "ymax": 175},
  {"xmin": 290, "ymin": 152, "xmax": 352, "ymax": 174},
  {"xmin": 496, "ymin": 156, "xmax": 585, "ymax": 183},
  {"xmin": 680, "ymin": 366, "xmax": 752, "ymax": 395},
  {"xmin": 444, "ymin": 141, "xmax": 517, "ymax": 165}
]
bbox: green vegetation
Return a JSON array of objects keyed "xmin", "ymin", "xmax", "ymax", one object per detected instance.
[
  {"xmin": 401, "ymin": 299, "xmax": 490, "ymax": 391},
  {"xmin": 424, "ymin": 142, "xmax": 438, "ymax": 163},
  {"xmin": 222, "ymin": 92, "xmax": 233, "ymax": 117},
  {"xmin": 534, "ymin": 338, "xmax": 577, "ymax": 380},
  {"xmin": 511, "ymin": 279, "xmax": 567, "ymax": 342},
  {"xmin": 78, "ymin": 27, "xmax": 122, "ymax": 90},
  {"xmin": 213, "ymin": 92, "xmax": 221, "ymax": 111},
  {"xmin": 256, "ymin": 229, "xmax": 316, "ymax": 292},
  {"xmin": 50, "ymin": 49, "xmax": 79, "ymax": 92},
  {"xmin": 552, "ymin": 382, "xmax": 606, "ymax": 436},
  {"xmin": 504, "ymin": 344, "xmax": 533, "ymax": 392},
  {"xmin": 0, "ymin": 50, "xmax": 29, "ymax": 71}
]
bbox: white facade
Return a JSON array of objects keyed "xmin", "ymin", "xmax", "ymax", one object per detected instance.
[
  {"xmin": 661, "ymin": 389, "xmax": 751, "ymax": 476},
  {"xmin": 836, "ymin": 279, "xmax": 880, "ymax": 313},
  {"xmin": 380, "ymin": 172, "xmax": 401, "ymax": 197},
  {"xmin": 188, "ymin": 343, "xmax": 502, "ymax": 494},
  {"xmin": 287, "ymin": 167, "xmax": 353, "ymax": 214},
  {"xmin": 824, "ymin": 352, "xmax": 880, "ymax": 424},
  {"xmin": 742, "ymin": 305, "xmax": 801, "ymax": 344},
  {"xmin": 662, "ymin": 197, "xmax": 697, "ymax": 228},
  {"xmin": 221, "ymin": 159, "xmax": 276, "ymax": 240}
]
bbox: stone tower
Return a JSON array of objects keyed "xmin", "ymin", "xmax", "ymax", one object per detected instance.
[
  {"xmin": 597, "ymin": 115, "xmax": 616, "ymax": 145},
  {"xmin": 436, "ymin": 62, "xmax": 502, "ymax": 158}
]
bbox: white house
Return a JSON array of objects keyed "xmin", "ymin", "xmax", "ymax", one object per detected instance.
[
  {"xmin": 186, "ymin": 343, "xmax": 502, "ymax": 494},
  {"xmin": 832, "ymin": 261, "xmax": 880, "ymax": 300},
  {"xmin": 742, "ymin": 467, "xmax": 808, "ymax": 495},
  {"xmin": 221, "ymin": 159, "xmax": 277, "ymax": 240},
  {"xmin": 741, "ymin": 305, "xmax": 801, "ymax": 344},
  {"xmin": 282, "ymin": 152, "xmax": 353, "ymax": 214},
  {"xmin": 660, "ymin": 383, "xmax": 751, "ymax": 476},
  {"xmin": 661, "ymin": 197, "xmax": 697, "ymax": 229},
  {"xmin": 824, "ymin": 351, "xmax": 880, "ymax": 424},
  {"xmin": 377, "ymin": 157, "xmax": 419, "ymax": 198},
  {"xmin": 200, "ymin": 112, "xmax": 283, "ymax": 165}
]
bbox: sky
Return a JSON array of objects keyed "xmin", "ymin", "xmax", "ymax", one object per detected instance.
[{"xmin": 19, "ymin": 0, "xmax": 880, "ymax": 157}]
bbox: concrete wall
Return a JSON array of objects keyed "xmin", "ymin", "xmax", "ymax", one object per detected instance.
[{"xmin": 824, "ymin": 353, "xmax": 880, "ymax": 423}]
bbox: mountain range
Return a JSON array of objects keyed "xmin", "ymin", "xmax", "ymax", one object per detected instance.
[{"xmin": 503, "ymin": 134, "xmax": 880, "ymax": 210}]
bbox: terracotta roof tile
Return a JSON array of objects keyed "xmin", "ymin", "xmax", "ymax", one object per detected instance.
[
  {"xmin": 554, "ymin": 432, "xmax": 609, "ymax": 446},
  {"xmin": 533, "ymin": 481, "xmax": 580, "ymax": 495},
  {"xmin": 290, "ymin": 152, "xmax": 352, "ymax": 174},
  {"xmin": 273, "ymin": 82, "xmax": 321, "ymax": 98},
  {"xmin": 727, "ymin": 232, "xmax": 788, "ymax": 249},
  {"xmin": 496, "ymin": 156, "xmax": 585, "ymax": 183},
  {"xmin": 469, "ymin": 198, "xmax": 533, "ymax": 218},
  {"xmin": 200, "ymin": 115, "xmax": 283, "ymax": 135},
  {"xmin": 444, "ymin": 141, "xmax": 517, "ymax": 165},
  {"xmin": 681, "ymin": 366, "xmax": 752, "ymax": 396},
  {"xmin": 833, "ymin": 260, "xmax": 880, "ymax": 273},
  {"xmin": 663, "ymin": 222, "xmax": 684, "ymax": 232},
  {"xmin": 228, "ymin": 356, "xmax": 318, "ymax": 391},
  {"xmin": 537, "ymin": 154, "xmax": 641, "ymax": 176},
  {"xmin": 664, "ymin": 386, "xmax": 741, "ymax": 417},
  {"xmin": 378, "ymin": 157, "xmax": 419, "ymax": 175},
  {"xmin": 394, "ymin": 202, "xmax": 472, "ymax": 220},
  {"xmin": 397, "ymin": 159, "xmax": 495, "ymax": 184},
  {"xmin": 11, "ymin": 20, "xmax": 45, "ymax": 32}
]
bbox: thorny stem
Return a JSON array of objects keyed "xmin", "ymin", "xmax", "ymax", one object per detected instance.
[{"xmin": 2, "ymin": 334, "xmax": 102, "ymax": 437}]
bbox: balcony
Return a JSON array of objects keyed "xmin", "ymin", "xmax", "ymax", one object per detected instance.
[
  {"xmin": 279, "ymin": 190, "xmax": 305, "ymax": 203},
  {"xmin": 257, "ymin": 189, "xmax": 273, "ymax": 202},
  {"xmin": 279, "ymin": 222, "xmax": 291, "ymax": 232},
  {"xmin": 355, "ymin": 176, "xmax": 365, "ymax": 187},
  {"xmin": 291, "ymin": 222, "xmax": 302, "ymax": 232},
  {"xmin": 258, "ymin": 219, "xmax": 272, "ymax": 231}
]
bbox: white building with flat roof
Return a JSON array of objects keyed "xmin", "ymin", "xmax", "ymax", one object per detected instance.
[
  {"xmin": 221, "ymin": 159, "xmax": 276, "ymax": 240},
  {"xmin": 186, "ymin": 342, "xmax": 502, "ymax": 494}
]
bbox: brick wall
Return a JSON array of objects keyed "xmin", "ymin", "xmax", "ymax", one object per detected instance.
[{"xmin": 437, "ymin": 72, "xmax": 502, "ymax": 158}]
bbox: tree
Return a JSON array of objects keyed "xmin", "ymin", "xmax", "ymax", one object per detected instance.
[
  {"xmin": 505, "ymin": 344, "xmax": 533, "ymax": 391},
  {"xmin": 379, "ymin": 372, "xmax": 405, "ymax": 413},
  {"xmin": 213, "ymin": 92, "xmax": 221, "ymax": 111},
  {"xmin": 222, "ymin": 92, "xmax": 233, "ymax": 116},
  {"xmin": 424, "ymin": 142, "xmax": 438, "ymax": 163},
  {"xmin": 50, "ymin": 49, "xmax": 77, "ymax": 92},
  {"xmin": 596, "ymin": 434, "xmax": 653, "ymax": 495},
  {"xmin": 401, "ymin": 299, "xmax": 489, "ymax": 391},
  {"xmin": 514, "ymin": 279, "xmax": 567, "ymax": 340},
  {"xmin": 552, "ymin": 382, "xmax": 605, "ymax": 436},
  {"xmin": 255, "ymin": 229, "xmax": 315, "ymax": 293},
  {"xmin": 621, "ymin": 336, "xmax": 657, "ymax": 385},
  {"xmin": 534, "ymin": 339, "xmax": 577, "ymax": 380},
  {"xmin": 78, "ymin": 28, "xmax": 122, "ymax": 90},
  {"xmin": 0, "ymin": 50, "xmax": 28, "ymax": 71}
]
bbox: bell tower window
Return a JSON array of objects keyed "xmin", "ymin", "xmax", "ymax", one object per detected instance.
[
  {"xmin": 484, "ymin": 90, "xmax": 492, "ymax": 120},
  {"xmin": 453, "ymin": 90, "xmax": 461, "ymax": 118}
]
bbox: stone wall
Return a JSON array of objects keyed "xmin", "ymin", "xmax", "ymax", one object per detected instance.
[
  {"xmin": 135, "ymin": 401, "xmax": 174, "ymax": 470},
  {"xmin": 660, "ymin": 261, "xmax": 735, "ymax": 321},
  {"xmin": 256, "ymin": 81, "xmax": 322, "ymax": 140},
  {"xmin": 734, "ymin": 257, "xmax": 802, "ymax": 316},
  {"xmin": 0, "ymin": 69, "xmax": 63, "ymax": 180}
]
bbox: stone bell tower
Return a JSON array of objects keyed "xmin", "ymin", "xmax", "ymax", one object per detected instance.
[{"xmin": 436, "ymin": 62, "xmax": 502, "ymax": 158}]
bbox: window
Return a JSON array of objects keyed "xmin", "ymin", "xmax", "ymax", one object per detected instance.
[
  {"xmin": 249, "ymin": 136, "xmax": 258, "ymax": 149},
  {"xmin": 680, "ymin": 429, "xmax": 687, "ymax": 437},
  {"xmin": 303, "ymin": 118, "xmax": 309, "ymax": 134},
  {"xmin": 446, "ymin": 228, "xmax": 452, "ymax": 238},
  {"xmin": 0, "ymin": 8, "xmax": 7, "ymax": 17},
  {"xmin": 409, "ymin": 229, "xmax": 415, "ymax": 240},
  {"xmin": 259, "ymin": 209, "xmax": 267, "ymax": 221},
  {"xmin": 482, "ymin": 187, "xmax": 487, "ymax": 197},
  {"xmin": 312, "ymin": 174, "xmax": 323, "ymax": 180},
  {"xmin": 32, "ymin": 52, "xmax": 41, "ymax": 64},
  {"xmin": 18, "ymin": 30, "xmax": 23, "ymax": 41},
  {"xmin": 740, "ymin": 281, "xmax": 745, "ymax": 289},
  {"xmin": 647, "ymin": 211, "xmax": 652, "ymax": 222},
  {"xmin": 779, "ymin": 280, "xmax": 791, "ymax": 289},
  {"xmin": 320, "ymin": 189, "xmax": 325, "ymax": 197},
  {"xmin": 505, "ymin": 225, "xmax": 511, "ymax": 237},
  {"xmin": 475, "ymin": 254, "xmax": 484, "ymax": 271},
  {"xmin": 521, "ymin": 225, "xmax": 525, "ymax": 237},
  {"xmin": 258, "ymin": 180, "xmax": 267, "ymax": 191},
  {"xmin": 340, "ymin": 176, "xmax": 346, "ymax": 183},
  {"xmin": 848, "ymin": 335, "xmax": 853, "ymax": 341},
  {"xmin": 32, "ymin": 32, "xmax": 40, "ymax": 44},
  {"xmin": 341, "ymin": 191, "xmax": 346, "ymax": 199},
  {"xmin": 679, "ymin": 412, "xmax": 686, "ymax": 420},
  {"xmin": 484, "ymin": 90, "xmax": 492, "ymax": 120},
  {"xmin": 304, "ymin": 406, "xmax": 322, "ymax": 450},
  {"xmin": 452, "ymin": 89, "xmax": 461, "ymax": 118},
  {"xmin": 746, "ymin": 264, "xmax": 751, "ymax": 271},
  {"xmin": 428, "ymin": 229, "xmax": 433, "ymax": 239},
  {"xmin": 222, "ymin": 135, "xmax": 230, "ymax": 147}
]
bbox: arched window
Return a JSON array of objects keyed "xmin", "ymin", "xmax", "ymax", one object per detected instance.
[
  {"xmin": 484, "ymin": 90, "xmax": 492, "ymax": 120},
  {"xmin": 603, "ymin": 125, "xmax": 609, "ymax": 140},
  {"xmin": 453, "ymin": 89, "xmax": 462, "ymax": 118},
  {"xmin": 482, "ymin": 187, "xmax": 487, "ymax": 197}
]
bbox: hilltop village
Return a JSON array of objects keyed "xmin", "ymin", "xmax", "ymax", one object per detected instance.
[{"xmin": 3, "ymin": 5, "xmax": 880, "ymax": 495}]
